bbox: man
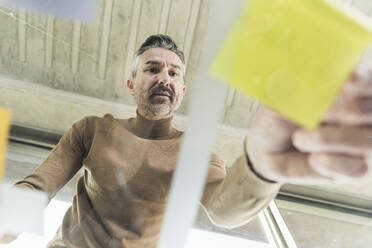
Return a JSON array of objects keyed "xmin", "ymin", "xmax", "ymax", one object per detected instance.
[{"xmin": 1, "ymin": 34, "xmax": 371, "ymax": 247}]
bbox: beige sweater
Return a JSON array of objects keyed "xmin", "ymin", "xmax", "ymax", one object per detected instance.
[{"xmin": 15, "ymin": 112, "xmax": 280, "ymax": 248}]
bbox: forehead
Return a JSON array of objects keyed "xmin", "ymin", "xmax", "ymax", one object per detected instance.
[{"xmin": 139, "ymin": 48, "xmax": 184, "ymax": 68}]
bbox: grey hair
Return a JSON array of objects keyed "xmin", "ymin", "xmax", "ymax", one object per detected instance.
[{"xmin": 131, "ymin": 34, "xmax": 186, "ymax": 79}]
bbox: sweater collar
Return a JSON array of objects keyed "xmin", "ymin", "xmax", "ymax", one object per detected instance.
[{"xmin": 133, "ymin": 110, "xmax": 173, "ymax": 139}]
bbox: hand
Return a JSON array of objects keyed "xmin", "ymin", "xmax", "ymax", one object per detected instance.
[
  {"xmin": 0, "ymin": 233, "xmax": 18, "ymax": 244},
  {"xmin": 246, "ymin": 64, "xmax": 372, "ymax": 184}
]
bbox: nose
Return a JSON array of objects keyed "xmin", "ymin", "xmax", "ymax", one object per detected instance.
[{"xmin": 159, "ymin": 69, "xmax": 171, "ymax": 87}]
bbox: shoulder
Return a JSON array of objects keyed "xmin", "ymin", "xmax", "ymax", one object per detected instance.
[
  {"xmin": 80, "ymin": 113, "xmax": 116, "ymax": 126},
  {"xmin": 73, "ymin": 113, "xmax": 120, "ymax": 135}
]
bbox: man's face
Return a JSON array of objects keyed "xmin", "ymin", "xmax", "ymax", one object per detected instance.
[{"xmin": 127, "ymin": 48, "xmax": 186, "ymax": 119}]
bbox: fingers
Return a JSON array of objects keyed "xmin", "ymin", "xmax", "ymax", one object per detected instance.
[
  {"xmin": 343, "ymin": 80, "xmax": 372, "ymax": 97},
  {"xmin": 344, "ymin": 64, "xmax": 372, "ymax": 97},
  {"xmin": 324, "ymin": 93, "xmax": 372, "ymax": 125},
  {"xmin": 259, "ymin": 151, "xmax": 368, "ymax": 184},
  {"xmin": 308, "ymin": 153, "xmax": 368, "ymax": 180},
  {"xmin": 257, "ymin": 151, "xmax": 330, "ymax": 184},
  {"xmin": 325, "ymin": 63, "xmax": 372, "ymax": 124},
  {"xmin": 292, "ymin": 125, "xmax": 372, "ymax": 156}
]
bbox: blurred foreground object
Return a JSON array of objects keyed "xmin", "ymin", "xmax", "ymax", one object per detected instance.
[
  {"xmin": 0, "ymin": 107, "xmax": 10, "ymax": 181},
  {"xmin": 211, "ymin": 0, "xmax": 372, "ymax": 129},
  {"xmin": 0, "ymin": 0, "xmax": 96, "ymax": 22},
  {"xmin": 0, "ymin": 108, "xmax": 47, "ymax": 236},
  {"xmin": 0, "ymin": 184, "xmax": 47, "ymax": 235}
]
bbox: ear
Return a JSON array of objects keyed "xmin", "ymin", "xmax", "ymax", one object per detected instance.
[
  {"xmin": 126, "ymin": 79, "xmax": 135, "ymax": 96},
  {"xmin": 182, "ymin": 84, "xmax": 187, "ymax": 96}
]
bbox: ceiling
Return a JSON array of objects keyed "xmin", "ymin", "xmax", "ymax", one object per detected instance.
[{"xmin": 0, "ymin": 0, "xmax": 259, "ymax": 129}]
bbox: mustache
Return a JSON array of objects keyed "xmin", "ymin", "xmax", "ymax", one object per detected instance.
[{"xmin": 149, "ymin": 85, "xmax": 175, "ymax": 100}]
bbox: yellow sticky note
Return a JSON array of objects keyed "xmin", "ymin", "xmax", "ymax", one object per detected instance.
[
  {"xmin": 0, "ymin": 107, "xmax": 11, "ymax": 181},
  {"xmin": 211, "ymin": 0, "xmax": 372, "ymax": 129}
]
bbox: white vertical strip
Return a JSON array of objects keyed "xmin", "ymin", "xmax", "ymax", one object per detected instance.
[
  {"xmin": 259, "ymin": 201, "xmax": 299, "ymax": 248},
  {"xmin": 183, "ymin": 0, "xmax": 201, "ymax": 62},
  {"xmin": 156, "ymin": 1, "xmax": 245, "ymax": 248},
  {"xmin": 45, "ymin": 15, "xmax": 54, "ymax": 68},
  {"xmin": 259, "ymin": 211, "xmax": 280, "ymax": 248},
  {"xmin": 158, "ymin": 0, "xmax": 171, "ymax": 33},
  {"xmin": 123, "ymin": 0, "xmax": 142, "ymax": 79},
  {"xmin": 71, "ymin": 20, "xmax": 81, "ymax": 73},
  {"xmin": 268, "ymin": 201, "xmax": 298, "ymax": 248},
  {"xmin": 18, "ymin": 9, "xmax": 26, "ymax": 62},
  {"xmin": 262, "ymin": 208, "xmax": 286, "ymax": 248},
  {"xmin": 98, "ymin": 0, "xmax": 113, "ymax": 79},
  {"xmin": 157, "ymin": 72, "xmax": 228, "ymax": 248}
]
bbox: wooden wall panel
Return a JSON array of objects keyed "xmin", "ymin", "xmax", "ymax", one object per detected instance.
[
  {"xmin": 73, "ymin": 0, "xmax": 104, "ymax": 97},
  {"xmin": 166, "ymin": 0, "xmax": 193, "ymax": 47},
  {"xmin": 26, "ymin": 12, "xmax": 45, "ymax": 68},
  {"xmin": 176, "ymin": 0, "xmax": 209, "ymax": 115},
  {"xmin": 0, "ymin": 8, "xmax": 20, "ymax": 76},
  {"xmin": 17, "ymin": 10, "xmax": 26, "ymax": 63},
  {"xmin": 136, "ymin": 0, "xmax": 163, "ymax": 48},
  {"xmin": 98, "ymin": 0, "xmax": 114, "ymax": 80},
  {"xmin": 121, "ymin": 0, "xmax": 142, "ymax": 105},
  {"xmin": 106, "ymin": 0, "xmax": 134, "ymax": 103},
  {"xmin": 45, "ymin": 16, "xmax": 54, "ymax": 68},
  {"xmin": 0, "ymin": 0, "xmax": 211, "ymax": 115}
]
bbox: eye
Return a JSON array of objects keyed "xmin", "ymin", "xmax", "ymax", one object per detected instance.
[
  {"xmin": 169, "ymin": 71, "xmax": 178, "ymax": 77},
  {"xmin": 147, "ymin": 67, "xmax": 159, "ymax": 74}
]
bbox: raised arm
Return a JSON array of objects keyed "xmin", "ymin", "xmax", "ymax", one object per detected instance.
[
  {"xmin": 201, "ymin": 63, "xmax": 372, "ymax": 228},
  {"xmin": 201, "ymin": 153, "xmax": 280, "ymax": 228}
]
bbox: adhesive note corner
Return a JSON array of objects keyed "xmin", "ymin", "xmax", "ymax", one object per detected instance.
[
  {"xmin": 0, "ymin": 107, "xmax": 11, "ymax": 181},
  {"xmin": 210, "ymin": 0, "xmax": 372, "ymax": 129}
]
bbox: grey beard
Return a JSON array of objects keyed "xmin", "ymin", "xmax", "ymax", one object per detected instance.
[
  {"xmin": 137, "ymin": 95, "xmax": 174, "ymax": 118},
  {"xmin": 148, "ymin": 103, "xmax": 172, "ymax": 117}
]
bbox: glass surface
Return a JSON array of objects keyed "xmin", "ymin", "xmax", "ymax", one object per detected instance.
[
  {"xmin": 277, "ymin": 200, "xmax": 372, "ymax": 248},
  {"xmin": 1, "ymin": 0, "xmax": 372, "ymax": 247},
  {"xmin": 194, "ymin": 207, "xmax": 269, "ymax": 244}
]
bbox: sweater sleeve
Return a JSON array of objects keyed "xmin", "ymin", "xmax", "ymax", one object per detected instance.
[
  {"xmin": 201, "ymin": 152, "xmax": 281, "ymax": 229},
  {"xmin": 14, "ymin": 117, "xmax": 92, "ymax": 200}
]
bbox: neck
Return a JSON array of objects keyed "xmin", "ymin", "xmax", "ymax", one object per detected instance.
[
  {"xmin": 132, "ymin": 109, "xmax": 174, "ymax": 139},
  {"xmin": 137, "ymin": 108, "xmax": 173, "ymax": 121}
]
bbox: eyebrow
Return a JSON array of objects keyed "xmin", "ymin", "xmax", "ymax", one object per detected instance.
[{"xmin": 145, "ymin": 60, "xmax": 181, "ymax": 70}]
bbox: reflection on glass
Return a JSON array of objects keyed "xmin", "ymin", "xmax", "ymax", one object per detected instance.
[
  {"xmin": 1, "ymin": 0, "xmax": 372, "ymax": 247},
  {"xmin": 276, "ymin": 200, "xmax": 372, "ymax": 248},
  {"xmin": 194, "ymin": 207, "xmax": 269, "ymax": 244}
]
